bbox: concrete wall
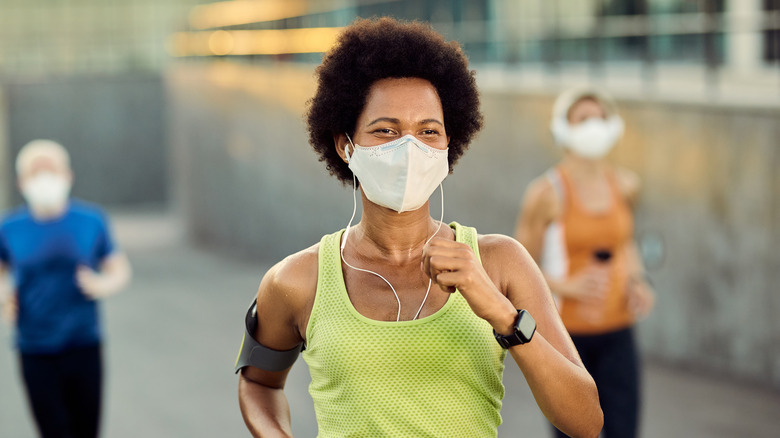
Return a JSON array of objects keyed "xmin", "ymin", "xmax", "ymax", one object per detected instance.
[
  {"xmin": 167, "ymin": 62, "xmax": 353, "ymax": 261},
  {"xmin": 2, "ymin": 74, "xmax": 168, "ymax": 207},
  {"xmin": 0, "ymin": 87, "xmax": 11, "ymax": 211},
  {"xmin": 167, "ymin": 62, "xmax": 780, "ymax": 388}
]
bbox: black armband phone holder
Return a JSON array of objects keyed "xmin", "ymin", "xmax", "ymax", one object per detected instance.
[{"xmin": 234, "ymin": 299, "xmax": 304, "ymax": 374}]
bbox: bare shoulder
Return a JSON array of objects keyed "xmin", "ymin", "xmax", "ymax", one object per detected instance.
[
  {"xmin": 516, "ymin": 172, "xmax": 561, "ymax": 238},
  {"xmin": 613, "ymin": 165, "xmax": 642, "ymax": 204},
  {"xmin": 476, "ymin": 233, "xmax": 526, "ymax": 257},
  {"xmin": 258, "ymin": 243, "xmax": 319, "ymax": 309},
  {"xmin": 476, "ymin": 233, "xmax": 539, "ymax": 292},
  {"xmin": 522, "ymin": 173, "xmax": 559, "ymax": 213},
  {"xmin": 255, "ymin": 242, "xmax": 320, "ymax": 348}
]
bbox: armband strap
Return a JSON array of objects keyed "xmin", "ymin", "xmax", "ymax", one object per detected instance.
[{"xmin": 234, "ymin": 299, "xmax": 303, "ymax": 373}]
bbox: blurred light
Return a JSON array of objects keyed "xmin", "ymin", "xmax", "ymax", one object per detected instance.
[
  {"xmin": 189, "ymin": 0, "xmax": 402, "ymax": 30},
  {"xmin": 189, "ymin": 0, "xmax": 308, "ymax": 30},
  {"xmin": 168, "ymin": 28, "xmax": 344, "ymax": 56}
]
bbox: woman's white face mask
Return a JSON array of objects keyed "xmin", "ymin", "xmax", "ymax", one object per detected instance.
[
  {"xmin": 566, "ymin": 117, "xmax": 622, "ymax": 159},
  {"xmin": 345, "ymin": 134, "xmax": 449, "ymax": 213},
  {"xmin": 552, "ymin": 115, "xmax": 624, "ymax": 160},
  {"xmin": 21, "ymin": 172, "xmax": 71, "ymax": 213}
]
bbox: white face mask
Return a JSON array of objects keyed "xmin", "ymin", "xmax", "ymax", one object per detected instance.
[
  {"xmin": 21, "ymin": 172, "xmax": 71, "ymax": 213},
  {"xmin": 345, "ymin": 134, "xmax": 449, "ymax": 213},
  {"xmin": 562, "ymin": 117, "xmax": 623, "ymax": 159}
]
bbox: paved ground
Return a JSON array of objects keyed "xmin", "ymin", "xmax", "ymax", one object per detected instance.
[{"xmin": 1, "ymin": 209, "xmax": 779, "ymax": 437}]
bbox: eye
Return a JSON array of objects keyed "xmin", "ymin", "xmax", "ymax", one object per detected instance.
[{"xmin": 372, "ymin": 128, "xmax": 397, "ymax": 136}]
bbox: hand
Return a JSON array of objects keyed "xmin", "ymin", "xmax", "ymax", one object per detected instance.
[
  {"xmin": 1, "ymin": 293, "xmax": 17, "ymax": 325},
  {"xmin": 626, "ymin": 275, "xmax": 655, "ymax": 320},
  {"xmin": 557, "ymin": 265, "xmax": 610, "ymax": 305},
  {"xmin": 421, "ymin": 237, "xmax": 514, "ymax": 331},
  {"xmin": 553, "ymin": 265, "xmax": 610, "ymax": 324},
  {"xmin": 76, "ymin": 266, "xmax": 112, "ymax": 300}
]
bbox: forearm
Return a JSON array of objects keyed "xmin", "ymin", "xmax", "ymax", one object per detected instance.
[
  {"xmin": 0, "ymin": 265, "xmax": 10, "ymax": 297},
  {"xmin": 510, "ymin": 333, "xmax": 603, "ymax": 438},
  {"xmin": 624, "ymin": 242, "xmax": 647, "ymax": 279},
  {"xmin": 99, "ymin": 253, "xmax": 132, "ymax": 295},
  {"xmin": 543, "ymin": 275, "xmax": 579, "ymax": 300},
  {"xmin": 0, "ymin": 266, "xmax": 16, "ymax": 325},
  {"xmin": 238, "ymin": 375, "xmax": 294, "ymax": 438},
  {"xmin": 79, "ymin": 253, "xmax": 132, "ymax": 299}
]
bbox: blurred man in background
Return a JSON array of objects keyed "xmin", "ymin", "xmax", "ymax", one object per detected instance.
[{"xmin": 0, "ymin": 139, "xmax": 131, "ymax": 438}]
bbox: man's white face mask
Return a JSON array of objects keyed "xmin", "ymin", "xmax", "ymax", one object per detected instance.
[
  {"xmin": 345, "ymin": 134, "xmax": 449, "ymax": 213},
  {"xmin": 22, "ymin": 172, "xmax": 71, "ymax": 214}
]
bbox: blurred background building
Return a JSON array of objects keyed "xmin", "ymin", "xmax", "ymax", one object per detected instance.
[{"xmin": 1, "ymin": 0, "xmax": 778, "ymax": 402}]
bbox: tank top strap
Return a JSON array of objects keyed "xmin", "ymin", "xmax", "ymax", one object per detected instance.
[
  {"xmin": 449, "ymin": 221, "xmax": 481, "ymax": 261},
  {"xmin": 551, "ymin": 166, "xmax": 575, "ymax": 215},
  {"xmin": 307, "ymin": 229, "xmax": 347, "ymax": 341},
  {"xmin": 545, "ymin": 167, "xmax": 566, "ymax": 205},
  {"xmin": 317, "ymin": 229, "xmax": 345, "ymax": 295}
]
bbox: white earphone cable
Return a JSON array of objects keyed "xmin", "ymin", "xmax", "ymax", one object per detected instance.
[
  {"xmin": 340, "ymin": 171, "xmax": 445, "ymax": 322},
  {"xmin": 412, "ymin": 183, "xmax": 444, "ymax": 320}
]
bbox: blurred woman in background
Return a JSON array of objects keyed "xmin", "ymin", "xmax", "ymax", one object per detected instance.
[{"xmin": 515, "ymin": 88, "xmax": 655, "ymax": 438}]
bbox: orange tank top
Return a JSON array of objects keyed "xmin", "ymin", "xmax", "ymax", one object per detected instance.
[{"xmin": 549, "ymin": 166, "xmax": 635, "ymax": 335}]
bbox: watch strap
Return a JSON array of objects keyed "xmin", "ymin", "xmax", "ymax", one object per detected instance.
[{"xmin": 494, "ymin": 309, "xmax": 536, "ymax": 349}]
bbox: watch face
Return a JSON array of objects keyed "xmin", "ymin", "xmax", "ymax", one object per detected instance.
[{"xmin": 517, "ymin": 311, "xmax": 536, "ymax": 339}]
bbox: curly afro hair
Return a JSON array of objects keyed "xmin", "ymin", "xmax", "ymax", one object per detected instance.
[{"xmin": 306, "ymin": 17, "xmax": 484, "ymax": 185}]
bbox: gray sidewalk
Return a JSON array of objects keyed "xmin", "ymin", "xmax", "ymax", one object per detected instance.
[{"xmin": 1, "ymin": 210, "xmax": 779, "ymax": 437}]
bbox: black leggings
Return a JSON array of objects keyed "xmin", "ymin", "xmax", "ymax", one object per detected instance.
[
  {"xmin": 553, "ymin": 328, "xmax": 640, "ymax": 438},
  {"xmin": 20, "ymin": 345, "xmax": 102, "ymax": 438}
]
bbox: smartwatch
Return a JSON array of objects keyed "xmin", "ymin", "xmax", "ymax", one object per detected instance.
[{"xmin": 494, "ymin": 309, "xmax": 536, "ymax": 349}]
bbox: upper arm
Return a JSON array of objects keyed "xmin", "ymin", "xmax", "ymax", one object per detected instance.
[
  {"xmin": 241, "ymin": 247, "xmax": 318, "ymax": 388},
  {"xmin": 0, "ymin": 227, "xmax": 10, "ymax": 266},
  {"xmin": 615, "ymin": 166, "xmax": 641, "ymax": 208},
  {"xmin": 94, "ymin": 211, "xmax": 117, "ymax": 261},
  {"xmin": 480, "ymin": 235, "xmax": 581, "ymax": 365},
  {"xmin": 514, "ymin": 177, "xmax": 559, "ymax": 263}
]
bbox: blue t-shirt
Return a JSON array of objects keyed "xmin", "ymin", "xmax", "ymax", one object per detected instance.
[{"xmin": 0, "ymin": 199, "xmax": 116, "ymax": 354}]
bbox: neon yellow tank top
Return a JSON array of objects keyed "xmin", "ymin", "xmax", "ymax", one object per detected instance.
[{"xmin": 302, "ymin": 222, "xmax": 507, "ymax": 437}]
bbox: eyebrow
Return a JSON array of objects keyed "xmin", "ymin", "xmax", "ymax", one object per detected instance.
[{"xmin": 366, "ymin": 117, "xmax": 444, "ymax": 127}]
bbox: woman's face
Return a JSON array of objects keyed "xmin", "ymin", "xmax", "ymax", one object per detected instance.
[
  {"xmin": 352, "ymin": 77, "xmax": 449, "ymax": 150},
  {"xmin": 567, "ymin": 97, "xmax": 606, "ymax": 126}
]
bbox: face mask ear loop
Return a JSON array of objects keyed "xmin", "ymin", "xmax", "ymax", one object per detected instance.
[{"xmin": 412, "ymin": 183, "xmax": 445, "ymax": 320}]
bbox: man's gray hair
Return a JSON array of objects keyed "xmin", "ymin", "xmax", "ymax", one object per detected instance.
[{"xmin": 15, "ymin": 139, "xmax": 71, "ymax": 176}]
